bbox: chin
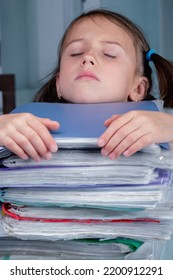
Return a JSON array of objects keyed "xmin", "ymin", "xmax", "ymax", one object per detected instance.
[{"xmin": 68, "ymin": 94, "xmax": 100, "ymax": 104}]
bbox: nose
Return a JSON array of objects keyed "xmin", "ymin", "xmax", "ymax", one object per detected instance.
[
  {"xmin": 80, "ymin": 52, "xmax": 96, "ymax": 67},
  {"xmin": 81, "ymin": 59, "xmax": 94, "ymax": 66}
]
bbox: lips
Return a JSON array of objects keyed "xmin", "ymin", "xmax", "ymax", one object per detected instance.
[{"xmin": 76, "ymin": 71, "xmax": 99, "ymax": 81}]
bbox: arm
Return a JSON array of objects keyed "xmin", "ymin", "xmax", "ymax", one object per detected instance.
[
  {"xmin": 0, "ymin": 113, "xmax": 60, "ymax": 161},
  {"xmin": 97, "ymin": 110, "xmax": 173, "ymax": 160}
]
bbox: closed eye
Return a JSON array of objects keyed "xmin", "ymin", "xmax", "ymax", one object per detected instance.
[
  {"xmin": 71, "ymin": 53, "xmax": 83, "ymax": 57},
  {"xmin": 104, "ymin": 53, "xmax": 116, "ymax": 59}
]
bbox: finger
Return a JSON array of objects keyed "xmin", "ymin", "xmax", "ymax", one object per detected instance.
[
  {"xmin": 10, "ymin": 131, "xmax": 45, "ymax": 161},
  {"xmin": 8, "ymin": 116, "xmax": 55, "ymax": 160},
  {"xmin": 108, "ymin": 129, "xmax": 150, "ymax": 160},
  {"xmin": 104, "ymin": 115, "xmax": 120, "ymax": 127},
  {"xmin": 37, "ymin": 118, "xmax": 60, "ymax": 152},
  {"xmin": 0, "ymin": 114, "xmax": 59, "ymax": 161},
  {"xmin": 26, "ymin": 118, "xmax": 58, "ymax": 153},
  {"xmin": 123, "ymin": 134, "xmax": 153, "ymax": 157},
  {"xmin": 99, "ymin": 118, "xmax": 140, "ymax": 156},
  {"xmin": 98, "ymin": 112, "xmax": 134, "ymax": 147},
  {"xmin": 39, "ymin": 118, "xmax": 60, "ymax": 131},
  {"xmin": 1, "ymin": 136, "xmax": 30, "ymax": 161},
  {"xmin": 16, "ymin": 124, "xmax": 56, "ymax": 160}
]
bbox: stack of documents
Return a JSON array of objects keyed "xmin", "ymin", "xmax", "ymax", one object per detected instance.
[
  {"xmin": 0, "ymin": 154, "xmax": 173, "ymax": 208},
  {"xmin": 0, "ymin": 101, "xmax": 173, "ymax": 259},
  {"xmin": 0, "ymin": 203, "xmax": 169, "ymax": 260}
]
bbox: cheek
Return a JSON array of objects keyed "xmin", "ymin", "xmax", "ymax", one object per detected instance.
[
  {"xmin": 60, "ymin": 63, "xmax": 75, "ymax": 83},
  {"xmin": 58, "ymin": 64, "xmax": 70, "ymax": 85},
  {"xmin": 57, "ymin": 73, "xmax": 73, "ymax": 100},
  {"xmin": 61, "ymin": 57, "xmax": 73, "ymax": 71}
]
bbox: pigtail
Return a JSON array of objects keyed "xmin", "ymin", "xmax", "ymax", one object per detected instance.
[{"xmin": 151, "ymin": 54, "xmax": 173, "ymax": 107}]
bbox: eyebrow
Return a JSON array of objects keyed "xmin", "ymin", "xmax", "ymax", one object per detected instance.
[
  {"xmin": 66, "ymin": 38, "xmax": 125, "ymax": 51},
  {"xmin": 66, "ymin": 38, "xmax": 83, "ymax": 48},
  {"xmin": 100, "ymin": 40, "xmax": 126, "ymax": 52}
]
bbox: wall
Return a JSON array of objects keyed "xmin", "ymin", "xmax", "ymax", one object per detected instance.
[
  {"xmin": 0, "ymin": 0, "xmax": 81, "ymax": 105},
  {"xmin": 160, "ymin": 0, "xmax": 173, "ymax": 59},
  {"xmin": 100, "ymin": 0, "xmax": 173, "ymax": 60},
  {"xmin": 1, "ymin": 0, "xmax": 28, "ymax": 88},
  {"xmin": 101, "ymin": 0, "xmax": 162, "ymax": 55}
]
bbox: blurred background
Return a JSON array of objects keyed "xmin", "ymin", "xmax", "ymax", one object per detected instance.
[{"xmin": 0, "ymin": 0, "xmax": 173, "ymax": 108}]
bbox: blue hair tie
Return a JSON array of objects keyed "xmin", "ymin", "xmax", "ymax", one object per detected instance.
[{"xmin": 146, "ymin": 49, "xmax": 156, "ymax": 61}]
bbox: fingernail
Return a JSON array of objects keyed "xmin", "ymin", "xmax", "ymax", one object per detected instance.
[
  {"xmin": 35, "ymin": 156, "xmax": 42, "ymax": 162},
  {"xmin": 97, "ymin": 138, "xmax": 105, "ymax": 147},
  {"xmin": 22, "ymin": 154, "xmax": 29, "ymax": 160},
  {"xmin": 45, "ymin": 152, "xmax": 52, "ymax": 160},
  {"xmin": 101, "ymin": 148, "xmax": 108, "ymax": 156},
  {"xmin": 50, "ymin": 143, "xmax": 58, "ymax": 153},
  {"xmin": 123, "ymin": 150, "xmax": 129, "ymax": 157},
  {"xmin": 109, "ymin": 153, "xmax": 115, "ymax": 160}
]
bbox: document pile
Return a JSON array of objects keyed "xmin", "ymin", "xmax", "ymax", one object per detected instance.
[{"xmin": 0, "ymin": 101, "xmax": 173, "ymax": 260}]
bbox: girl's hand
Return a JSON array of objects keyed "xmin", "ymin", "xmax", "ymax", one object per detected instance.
[
  {"xmin": 97, "ymin": 111, "xmax": 173, "ymax": 159},
  {"xmin": 0, "ymin": 113, "xmax": 60, "ymax": 161}
]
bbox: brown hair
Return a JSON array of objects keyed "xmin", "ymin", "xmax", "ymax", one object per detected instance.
[{"xmin": 34, "ymin": 9, "xmax": 173, "ymax": 107}]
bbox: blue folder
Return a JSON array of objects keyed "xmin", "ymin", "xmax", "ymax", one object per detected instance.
[{"xmin": 8, "ymin": 100, "xmax": 167, "ymax": 149}]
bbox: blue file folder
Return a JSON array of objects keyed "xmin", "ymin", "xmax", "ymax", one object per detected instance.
[
  {"xmin": 0, "ymin": 100, "xmax": 169, "ymax": 157},
  {"xmin": 9, "ymin": 100, "xmax": 168, "ymax": 149},
  {"xmin": 11, "ymin": 101, "xmax": 159, "ymax": 138}
]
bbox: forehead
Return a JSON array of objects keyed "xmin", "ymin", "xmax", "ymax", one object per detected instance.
[{"xmin": 63, "ymin": 16, "xmax": 135, "ymax": 49}]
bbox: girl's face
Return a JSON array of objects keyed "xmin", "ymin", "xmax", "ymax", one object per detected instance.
[{"xmin": 56, "ymin": 16, "xmax": 147, "ymax": 103}]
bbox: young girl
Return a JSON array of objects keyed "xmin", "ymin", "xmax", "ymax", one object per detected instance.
[{"xmin": 1, "ymin": 9, "xmax": 173, "ymax": 162}]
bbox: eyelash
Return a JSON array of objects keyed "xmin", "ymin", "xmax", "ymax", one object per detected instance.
[
  {"xmin": 104, "ymin": 53, "xmax": 116, "ymax": 59},
  {"xmin": 71, "ymin": 53, "xmax": 83, "ymax": 57},
  {"xmin": 70, "ymin": 53, "xmax": 116, "ymax": 59}
]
